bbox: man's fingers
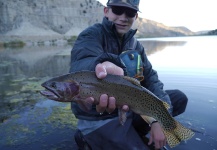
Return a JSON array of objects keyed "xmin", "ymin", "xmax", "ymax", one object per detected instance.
[
  {"xmin": 95, "ymin": 63, "xmax": 107, "ymax": 79},
  {"xmin": 154, "ymin": 142, "xmax": 160, "ymax": 149},
  {"xmin": 96, "ymin": 94, "xmax": 108, "ymax": 113},
  {"xmin": 160, "ymin": 141, "xmax": 166, "ymax": 148},
  {"xmin": 96, "ymin": 96, "xmax": 118, "ymax": 114},
  {"xmin": 148, "ymin": 136, "xmax": 153, "ymax": 145},
  {"xmin": 162, "ymin": 140, "xmax": 167, "ymax": 148},
  {"xmin": 106, "ymin": 97, "xmax": 116, "ymax": 113},
  {"xmin": 101, "ymin": 61, "xmax": 124, "ymax": 76},
  {"xmin": 95, "ymin": 62, "xmax": 124, "ymax": 79},
  {"xmin": 122, "ymin": 105, "xmax": 129, "ymax": 112}
]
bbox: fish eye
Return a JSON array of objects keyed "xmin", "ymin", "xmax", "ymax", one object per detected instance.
[{"xmin": 51, "ymin": 82, "xmax": 56, "ymax": 88}]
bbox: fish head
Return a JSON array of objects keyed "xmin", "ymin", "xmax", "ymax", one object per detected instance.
[{"xmin": 40, "ymin": 76, "xmax": 80, "ymax": 102}]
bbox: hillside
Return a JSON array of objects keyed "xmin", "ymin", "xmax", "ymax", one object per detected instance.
[
  {"xmin": 207, "ymin": 29, "xmax": 217, "ymax": 35},
  {"xmin": 0, "ymin": 0, "xmax": 195, "ymax": 42},
  {"xmin": 133, "ymin": 18, "xmax": 195, "ymax": 37}
]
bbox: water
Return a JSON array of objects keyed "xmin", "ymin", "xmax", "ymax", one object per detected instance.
[
  {"xmin": 0, "ymin": 36, "xmax": 217, "ymax": 149},
  {"xmin": 141, "ymin": 36, "xmax": 217, "ymax": 150},
  {"xmin": 0, "ymin": 45, "xmax": 78, "ymax": 150}
]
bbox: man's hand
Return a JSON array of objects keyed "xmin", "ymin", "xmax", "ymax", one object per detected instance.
[
  {"xmin": 148, "ymin": 122, "xmax": 167, "ymax": 149},
  {"xmin": 86, "ymin": 61, "xmax": 128, "ymax": 114}
]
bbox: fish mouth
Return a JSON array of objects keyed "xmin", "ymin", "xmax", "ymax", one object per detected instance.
[{"xmin": 40, "ymin": 84, "xmax": 62, "ymax": 100}]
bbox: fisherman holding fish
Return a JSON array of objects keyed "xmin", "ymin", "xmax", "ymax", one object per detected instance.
[{"xmin": 69, "ymin": 0, "xmax": 189, "ymax": 149}]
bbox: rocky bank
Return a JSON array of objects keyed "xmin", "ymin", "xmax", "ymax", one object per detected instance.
[{"xmin": 0, "ymin": 0, "xmax": 195, "ymax": 43}]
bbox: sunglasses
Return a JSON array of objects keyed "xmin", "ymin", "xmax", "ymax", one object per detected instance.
[{"xmin": 110, "ymin": 6, "xmax": 137, "ymax": 18}]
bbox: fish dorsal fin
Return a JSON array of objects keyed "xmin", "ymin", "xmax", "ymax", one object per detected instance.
[{"xmin": 122, "ymin": 76, "xmax": 142, "ymax": 87}]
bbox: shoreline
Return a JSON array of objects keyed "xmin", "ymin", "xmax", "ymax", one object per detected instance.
[{"xmin": 0, "ymin": 35, "xmax": 77, "ymax": 47}]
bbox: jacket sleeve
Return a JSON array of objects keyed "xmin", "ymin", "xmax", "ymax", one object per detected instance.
[
  {"xmin": 69, "ymin": 26, "xmax": 126, "ymax": 74},
  {"xmin": 138, "ymin": 42, "xmax": 173, "ymax": 113}
]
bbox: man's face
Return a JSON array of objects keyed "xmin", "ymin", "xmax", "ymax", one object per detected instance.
[{"xmin": 104, "ymin": 6, "xmax": 138, "ymax": 37}]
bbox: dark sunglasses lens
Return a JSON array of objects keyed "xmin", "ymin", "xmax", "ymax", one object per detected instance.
[
  {"xmin": 111, "ymin": 7, "xmax": 136, "ymax": 18},
  {"xmin": 111, "ymin": 7, "xmax": 124, "ymax": 15},
  {"xmin": 126, "ymin": 10, "xmax": 136, "ymax": 18}
]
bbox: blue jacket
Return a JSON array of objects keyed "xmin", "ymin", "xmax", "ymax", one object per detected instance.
[{"xmin": 69, "ymin": 17, "xmax": 172, "ymax": 120}]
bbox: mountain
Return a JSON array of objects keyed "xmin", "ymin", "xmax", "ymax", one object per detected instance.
[
  {"xmin": 0, "ymin": 0, "xmax": 195, "ymax": 41},
  {"xmin": 133, "ymin": 18, "xmax": 194, "ymax": 37},
  {"xmin": 207, "ymin": 29, "xmax": 217, "ymax": 35}
]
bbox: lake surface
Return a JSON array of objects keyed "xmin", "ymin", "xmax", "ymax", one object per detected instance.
[
  {"xmin": 0, "ymin": 36, "xmax": 217, "ymax": 150},
  {"xmin": 140, "ymin": 36, "xmax": 217, "ymax": 150}
]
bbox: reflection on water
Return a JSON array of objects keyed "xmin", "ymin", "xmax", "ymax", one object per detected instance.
[
  {"xmin": 0, "ymin": 45, "xmax": 71, "ymax": 77},
  {"xmin": 139, "ymin": 40, "xmax": 186, "ymax": 55},
  {"xmin": 0, "ymin": 45, "xmax": 72, "ymax": 122},
  {"xmin": 0, "ymin": 36, "xmax": 217, "ymax": 149},
  {"xmin": 147, "ymin": 37, "xmax": 217, "ymax": 70}
]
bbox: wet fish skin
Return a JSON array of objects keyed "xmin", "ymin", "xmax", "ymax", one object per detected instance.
[{"xmin": 40, "ymin": 71, "xmax": 194, "ymax": 148}]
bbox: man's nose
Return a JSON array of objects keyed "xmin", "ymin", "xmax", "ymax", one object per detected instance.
[{"xmin": 119, "ymin": 13, "xmax": 129, "ymax": 21}]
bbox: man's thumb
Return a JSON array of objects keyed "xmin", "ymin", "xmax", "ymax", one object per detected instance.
[{"xmin": 95, "ymin": 63, "xmax": 107, "ymax": 79}]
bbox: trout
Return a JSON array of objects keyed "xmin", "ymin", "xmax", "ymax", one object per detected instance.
[{"xmin": 40, "ymin": 71, "xmax": 194, "ymax": 148}]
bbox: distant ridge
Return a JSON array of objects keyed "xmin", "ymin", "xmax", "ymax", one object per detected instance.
[{"xmin": 133, "ymin": 18, "xmax": 195, "ymax": 37}]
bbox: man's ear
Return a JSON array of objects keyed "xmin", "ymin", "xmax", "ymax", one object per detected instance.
[
  {"xmin": 104, "ymin": 7, "xmax": 109, "ymax": 16},
  {"xmin": 135, "ymin": 13, "xmax": 138, "ymax": 19}
]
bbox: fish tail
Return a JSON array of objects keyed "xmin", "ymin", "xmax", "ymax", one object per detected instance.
[{"xmin": 163, "ymin": 121, "xmax": 195, "ymax": 148}]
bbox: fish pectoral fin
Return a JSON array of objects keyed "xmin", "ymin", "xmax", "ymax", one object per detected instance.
[
  {"xmin": 122, "ymin": 76, "xmax": 142, "ymax": 87},
  {"xmin": 76, "ymin": 97, "xmax": 93, "ymax": 112},
  {"xmin": 140, "ymin": 115, "xmax": 157, "ymax": 125},
  {"xmin": 118, "ymin": 108, "xmax": 127, "ymax": 125}
]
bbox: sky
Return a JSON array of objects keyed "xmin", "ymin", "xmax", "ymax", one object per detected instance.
[{"xmin": 97, "ymin": 0, "xmax": 217, "ymax": 32}]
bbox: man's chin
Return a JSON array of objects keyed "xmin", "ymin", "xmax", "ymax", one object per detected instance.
[{"xmin": 116, "ymin": 30, "xmax": 128, "ymax": 37}]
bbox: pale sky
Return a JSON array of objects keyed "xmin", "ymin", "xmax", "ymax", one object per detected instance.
[{"xmin": 97, "ymin": 0, "xmax": 217, "ymax": 32}]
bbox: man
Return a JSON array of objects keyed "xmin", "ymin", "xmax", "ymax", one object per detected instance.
[{"xmin": 70, "ymin": 0, "xmax": 188, "ymax": 149}]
